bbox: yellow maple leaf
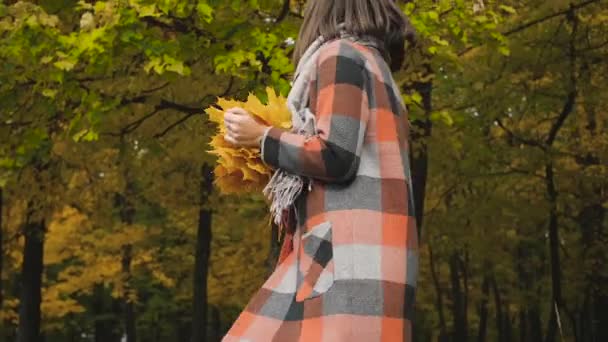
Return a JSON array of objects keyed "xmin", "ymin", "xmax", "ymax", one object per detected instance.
[{"xmin": 206, "ymin": 87, "xmax": 292, "ymax": 194}]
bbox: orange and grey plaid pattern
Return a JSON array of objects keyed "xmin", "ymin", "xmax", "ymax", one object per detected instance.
[{"xmin": 223, "ymin": 38, "xmax": 419, "ymax": 342}]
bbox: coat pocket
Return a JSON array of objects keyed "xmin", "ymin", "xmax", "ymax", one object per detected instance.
[{"xmin": 295, "ymin": 220, "xmax": 335, "ymax": 301}]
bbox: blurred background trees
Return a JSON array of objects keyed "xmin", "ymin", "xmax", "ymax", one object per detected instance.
[{"xmin": 0, "ymin": 0, "xmax": 606, "ymax": 341}]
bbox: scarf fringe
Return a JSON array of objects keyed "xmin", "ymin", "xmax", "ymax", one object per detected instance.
[{"xmin": 262, "ymin": 169, "xmax": 304, "ymax": 227}]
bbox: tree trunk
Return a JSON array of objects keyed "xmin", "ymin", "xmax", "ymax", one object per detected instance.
[
  {"xmin": 504, "ymin": 299, "xmax": 513, "ymax": 342},
  {"xmin": 477, "ymin": 274, "xmax": 489, "ymax": 342},
  {"xmin": 516, "ymin": 244, "xmax": 530, "ymax": 342},
  {"xmin": 122, "ymin": 244, "xmax": 136, "ymax": 342},
  {"xmin": 578, "ymin": 202, "xmax": 607, "ymax": 342},
  {"xmin": 461, "ymin": 250, "xmax": 469, "ymax": 338},
  {"xmin": 192, "ymin": 163, "xmax": 213, "ymax": 342},
  {"xmin": 519, "ymin": 309, "xmax": 526, "ymax": 342},
  {"xmin": 428, "ymin": 245, "xmax": 448, "ymax": 342},
  {"xmin": 544, "ymin": 9, "xmax": 578, "ymax": 341},
  {"xmin": 449, "ymin": 253, "xmax": 467, "ymax": 342},
  {"xmin": 93, "ymin": 283, "xmax": 121, "ymax": 342},
  {"xmin": 116, "ymin": 188, "xmax": 137, "ymax": 342},
  {"xmin": 544, "ymin": 162, "xmax": 563, "ymax": 342},
  {"xmin": 529, "ymin": 304, "xmax": 543, "ymax": 342},
  {"xmin": 491, "ymin": 276, "xmax": 505, "ymax": 342},
  {"xmin": 402, "ymin": 48, "xmax": 433, "ymax": 342},
  {"xmin": 576, "ymin": 52, "xmax": 605, "ymax": 342},
  {"xmin": 177, "ymin": 317, "xmax": 191, "ymax": 342},
  {"xmin": 18, "ymin": 218, "xmax": 45, "ymax": 342},
  {"xmin": 517, "ymin": 231, "xmax": 545, "ymax": 342},
  {"xmin": 594, "ymin": 290, "xmax": 608, "ymax": 342},
  {"xmin": 210, "ymin": 305, "xmax": 221, "ymax": 342},
  {"xmin": 408, "ymin": 76, "xmax": 433, "ymax": 237},
  {"xmin": 0, "ymin": 187, "xmax": 3, "ymax": 309}
]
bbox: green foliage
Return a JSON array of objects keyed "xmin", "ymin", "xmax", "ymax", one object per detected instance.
[{"xmin": 0, "ymin": 0, "xmax": 606, "ymax": 341}]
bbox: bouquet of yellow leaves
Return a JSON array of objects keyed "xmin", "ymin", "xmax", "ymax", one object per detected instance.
[{"xmin": 206, "ymin": 87, "xmax": 292, "ymax": 194}]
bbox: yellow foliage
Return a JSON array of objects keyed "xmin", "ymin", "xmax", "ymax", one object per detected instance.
[
  {"xmin": 0, "ymin": 298, "xmax": 19, "ymax": 325},
  {"xmin": 151, "ymin": 268, "xmax": 176, "ymax": 288},
  {"xmin": 206, "ymin": 87, "xmax": 292, "ymax": 194},
  {"xmin": 42, "ymin": 286, "xmax": 85, "ymax": 322},
  {"xmin": 45, "ymin": 206, "xmax": 90, "ymax": 264},
  {"xmin": 207, "ymin": 203, "xmax": 270, "ymax": 308}
]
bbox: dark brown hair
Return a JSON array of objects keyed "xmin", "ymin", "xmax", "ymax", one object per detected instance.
[{"xmin": 292, "ymin": 0, "xmax": 416, "ymax": 71}]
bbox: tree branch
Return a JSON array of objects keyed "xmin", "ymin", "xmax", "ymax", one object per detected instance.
[
  {"xmin": 546, "ymin": 91, "xmax": 576, "ymax": 146},
  {"xmin": 153, "ymin": 112, "xmax": 199, "ymax": 139},
  {"xmin": 276, "ymin": 0, "xmax": 291, "ymax": 23},
  {"xmin": 494, "ymin": 118, "xmax": 546, "ymax": 151},
  {"xmin": 142, "ymin": 16, "xmax": 217, "ymax": 43},
  {"xmin": 546, "ymin": 4, "xmax": 578, "ymax": 147},
  {"xmin": 458, "ymin": 0, "xmax": 600, "ymax": 56},
  {"xmin": 504, "ymin": 0, "xmax": 599, "ymax": 36},
  {"xmin": 153, "ymin": 76, "xmax": 235, "ymax": 138}
]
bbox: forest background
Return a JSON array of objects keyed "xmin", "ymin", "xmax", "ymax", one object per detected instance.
[{"xmin": 0, "ymin": 0, "xmax": 606, "ymax": 341}]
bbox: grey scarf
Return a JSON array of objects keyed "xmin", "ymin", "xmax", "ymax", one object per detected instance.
[{"xmin": 262, "ymin": 24, "xmax": 385, "ymax": 226}]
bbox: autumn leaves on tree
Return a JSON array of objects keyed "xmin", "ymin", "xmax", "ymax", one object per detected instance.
[{"xmin": 0, "ymin": 1, "xmax": 607, "ymax": 342}]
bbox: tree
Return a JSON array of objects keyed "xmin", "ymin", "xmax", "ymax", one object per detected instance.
[{"xmin": 1, "ymin": 1, "xmax": 606, "ymax": 341}]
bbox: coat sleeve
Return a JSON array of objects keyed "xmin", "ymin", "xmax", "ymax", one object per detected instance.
[{"xmin": 260, "ymin": 46, "xmax": 371, "ymax": 184}]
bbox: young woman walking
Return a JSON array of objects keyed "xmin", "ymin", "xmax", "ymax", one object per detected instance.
[{"xmin": 222, "ymin": 0, "xmax": 418, "ymax": 340}]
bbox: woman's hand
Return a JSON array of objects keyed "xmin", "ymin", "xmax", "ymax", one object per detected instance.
[{"xmin": 223, "ymin": 107, "xmax": 270, "ymax": 148}]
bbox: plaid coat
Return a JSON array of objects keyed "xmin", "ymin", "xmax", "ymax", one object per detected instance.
[{"xmin": 223, "ymin": 37, "xmax": 418, "ymax": 342}]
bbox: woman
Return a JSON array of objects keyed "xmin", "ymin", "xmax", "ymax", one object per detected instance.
[{"xmin": 222, "ymin": 0, "xmax": 418, "ymax": 340}]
